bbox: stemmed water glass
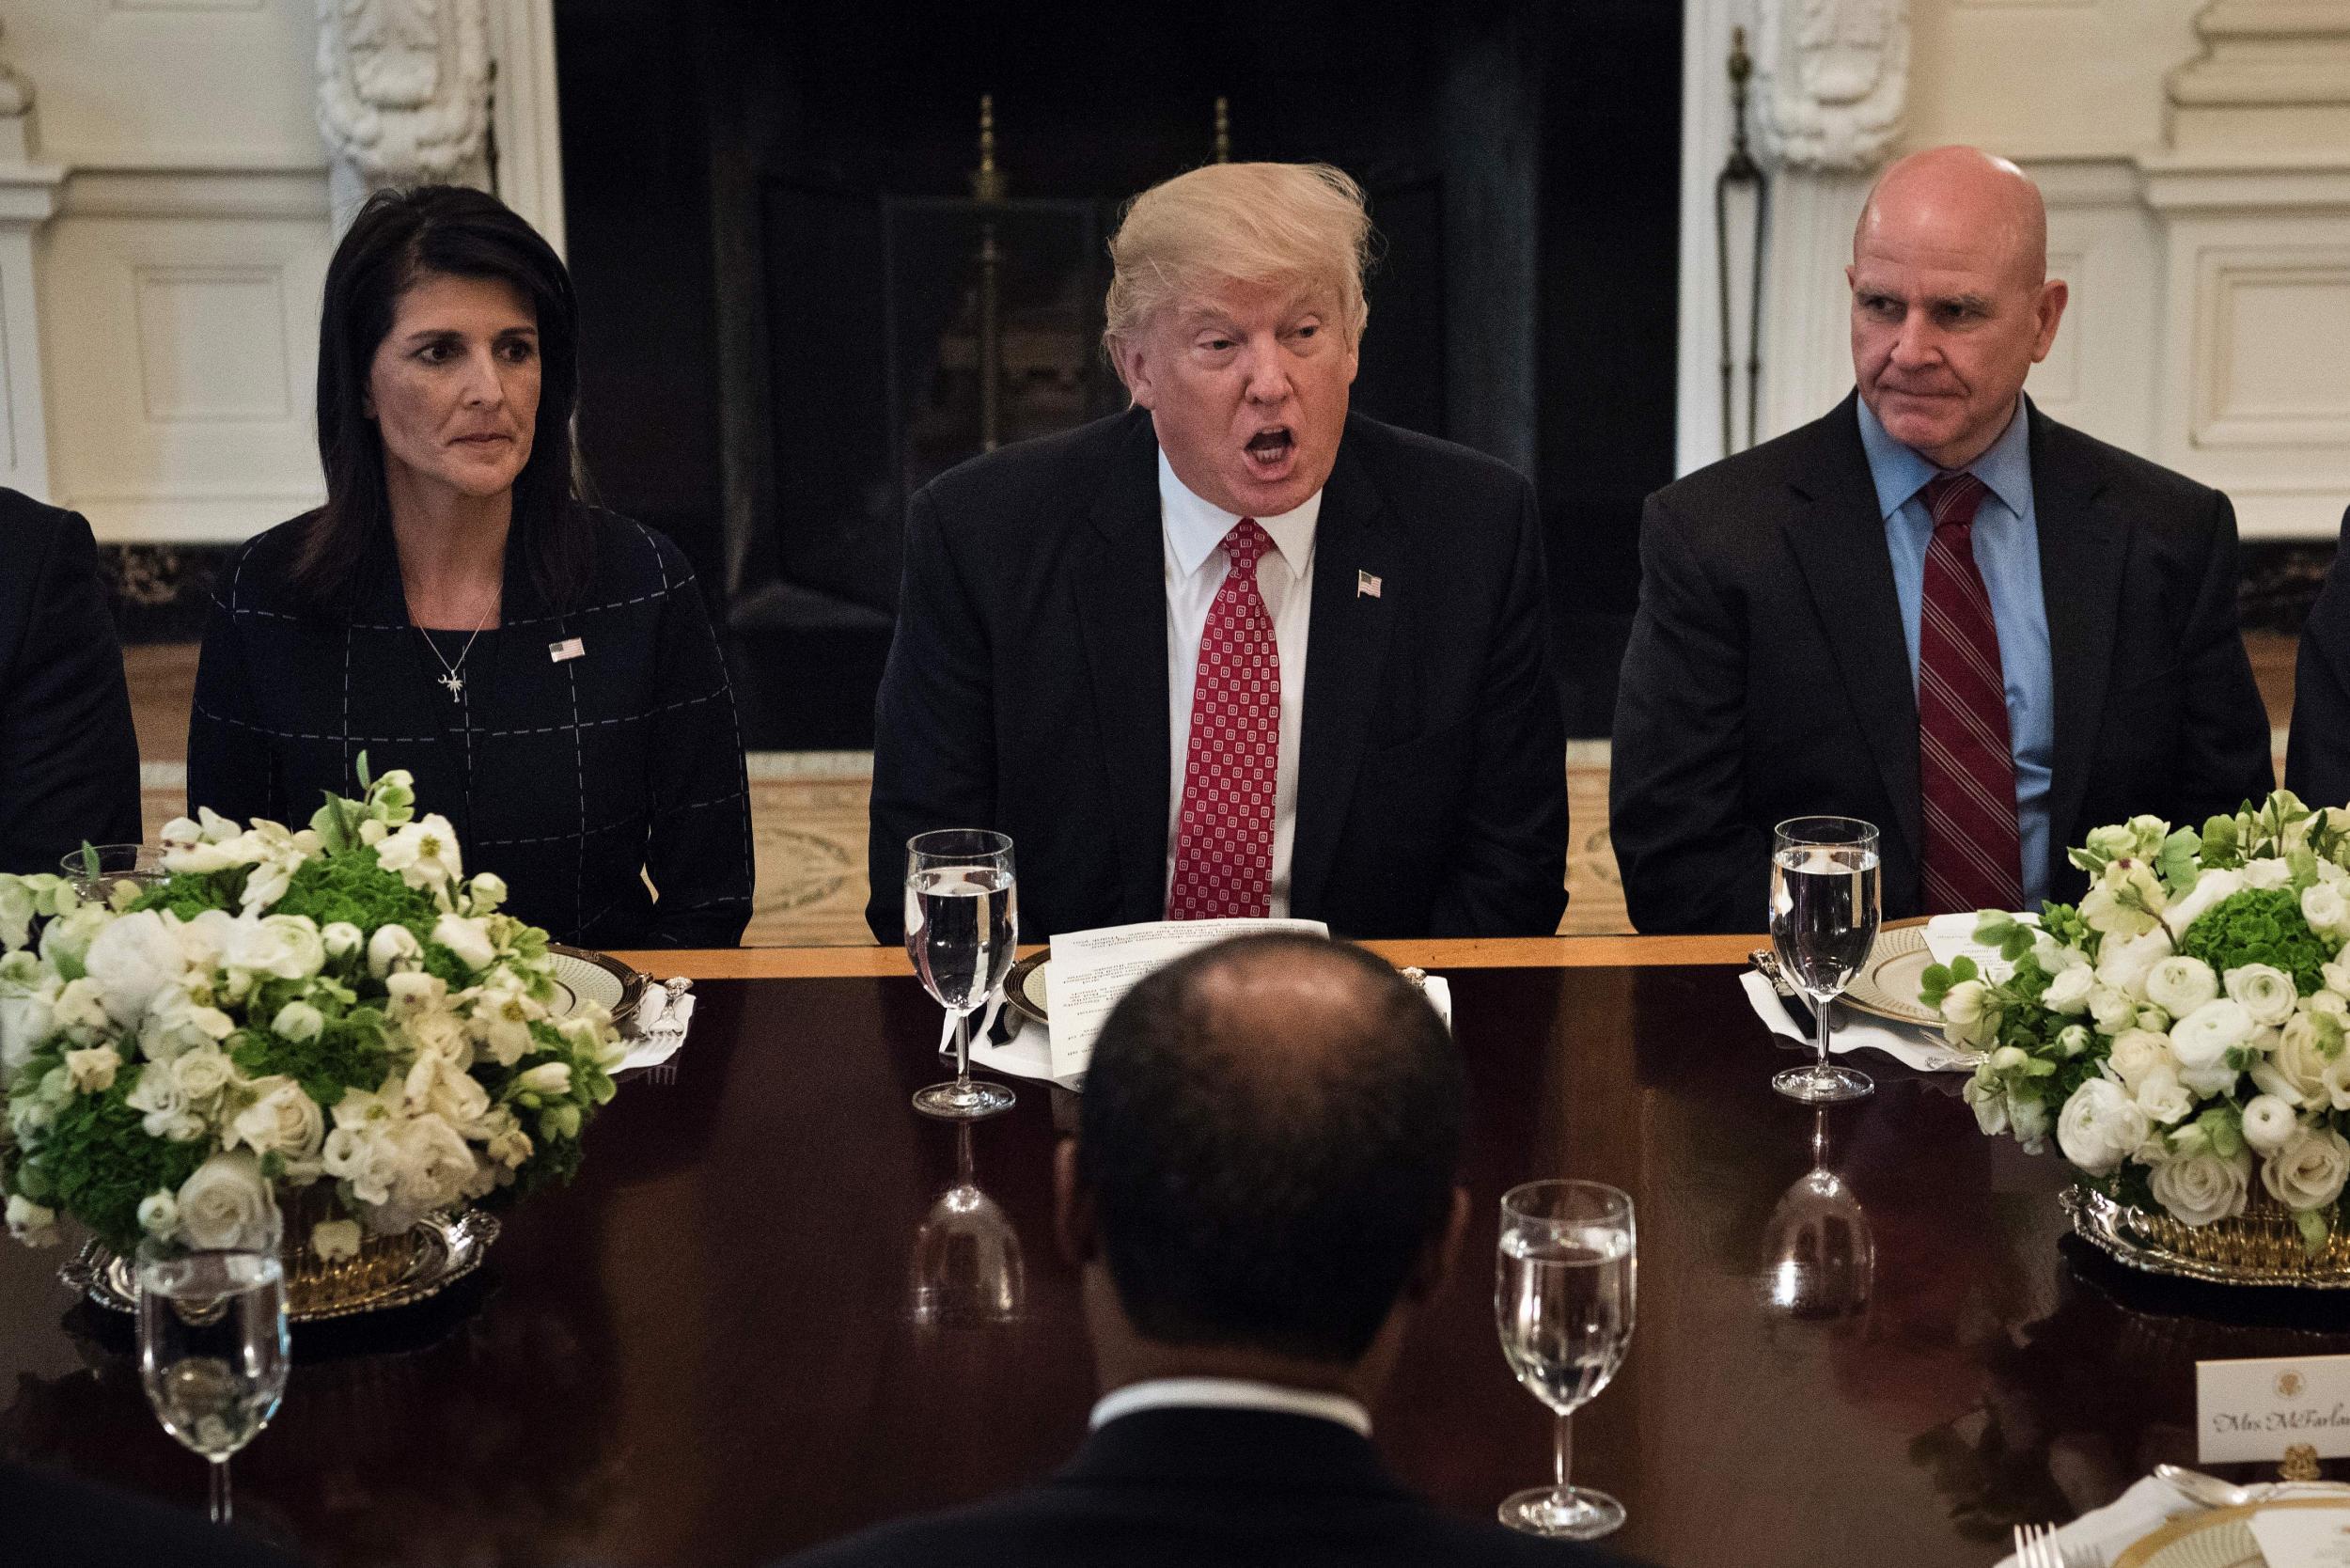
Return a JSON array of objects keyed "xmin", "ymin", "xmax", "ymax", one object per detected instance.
[
  {"xmin": 137, "ymin": 1221, "xmax": 290, "ymax": 1525},
  {"xmin": 904, "ymin": 828, "xmax": 1018, "ymax": 1121},
  {"xmin": 1768, "ymin": 816, "xmax": 1882, "ymax": 1104},
  {"xmin": 1495, "ymin": 1179, "xmax": 1637, "ymax": 1540}
]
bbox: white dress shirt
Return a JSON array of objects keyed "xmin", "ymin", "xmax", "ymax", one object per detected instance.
[
  {"xmin": 1160, "ymin": 450, "xmax": 1321, "ymax": 917},
  {"xmin": 1089, "ymin": 1375, "xmax": 1373, "ymax": 1437}
]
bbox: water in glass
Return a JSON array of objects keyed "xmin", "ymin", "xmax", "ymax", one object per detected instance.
[
  {"xmin": 1769, "ymin": 842, "xmax": 1881, "ymax": 998},
  {"xmin": 138, "ymin": 1245, "xmax": 290, "ymax": 1523},
  {"xmin": 906, "ymin": 865, "xmax": 1015, "ymax": 1013},
  {"xmin": 1496, "ymin": 1227, "xmax": 1635, "ymax": 1411}
]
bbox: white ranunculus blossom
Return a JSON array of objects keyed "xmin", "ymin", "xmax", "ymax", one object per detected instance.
[
  {"xmin": 175, "ymin": 1152, "xmax": 278, "ymax": 1250},
  {"xmin": 2305, "ymin": 884, "xmax": 2350, "ymax": 941},
  {"xmin": 2241, "ymin": 1093, "xmax": 2301, "ymax": 1156},
  {"xmin": 321, "ymin": 922, "xmax": 364, "ymax": 960},
  {"xmin": 82, "ymin": 910, "xmax": 189, "ymax": 1027},
  {"xmin": 64, "ymin": 1044, "xmax": 120, "ymax": 1094},
  {"xmin": 2150, "ymin": 1147, "xmax": 2253, "ymax": 1227},
  {"xmin": 2042, "ymin": 964, "xmax": 2095, "ymax": 1015},
  {"xmin": 228, "ymin": 1075, "xmax": 325, "ymax": 1166},
  {"xmin": 431, "ymin": 913, "xmax": 497, "ymax": 973},
  {"xmin": 137, "ymin": 1190, "xmax": 180, "ymax": 1239},
  {"xmin": 2242, "ymin": 857, "xmax": 2295, "ymax": 891},
  {"xmin": 2225, "ymin": 964, "xmax": 2299, "ymax": 1027},
  {"xmin": 2144, "ymin": 956, "xmax": 2220, "ymax": 1019},
  {"xmin": 311, "ymin": 1219, "xmax": 361, "ymax": 1261},
  {"xmin": 2059, "ymin": 1078, "xmax": 2151, "ymax": 1177},
  {"xmin": 2261, "ymin": 1127, "xmax": 2350, "ymax": 1212},
  {"xmin": 2104, "ymin": 1029, "xmax": 2171, "ymax": 1095},
  {"xmin": 6, "ymin": 1194, "xmax": 58, "ymax": 1247},
  {"xmin": 2162, "ymin": 867, "xmax": 2246, "ymax": 939},
  {"xmin": 2171, "ymin": 998, "xmax": 2254, "ymax": 1072},
  {"xmin": 272, "ymin": 1000, "xmax": 324, "ymax": 1043},
  {"xmin": 375, "ymin": 815, "xmax": 462, "ymax": 893},
  {"xmin": 2096, "ymin": 927, "xmax": 2174, "ymax": 998},
  {"xmin": 2134, "ymin": 1062, "xmax": 2197, "ymax": 1125},
  {"xmin": 368, "ymin": 923, "xmax": 422, "ymax": 980},
  {"xmin": 2090, "ymin": 983, "xmax": 2139, "ymax": 1035}
]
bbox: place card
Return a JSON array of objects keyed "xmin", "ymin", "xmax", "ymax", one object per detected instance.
[
  {"xmin": 2197, "ymin": 1355, "xmax": 2350, "ymax": 1463},
  {"xmin": 2248, "ymin": 1504, "xmax": 2350, "ymax": 1568}
]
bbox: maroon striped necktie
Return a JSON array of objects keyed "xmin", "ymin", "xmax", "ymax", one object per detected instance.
[{"xmin": 1917, "ymin": 472, "xmax": 2024, "ymax": 915}]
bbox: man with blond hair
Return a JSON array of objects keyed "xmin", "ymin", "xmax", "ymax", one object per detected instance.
[
  {"xmin": 868, "ymin": 162, "xmax": 1567, "ymax": 942},
  {"xmin": 1611, "ymin": 146, "xmax": 2270, "ymax": 934}
]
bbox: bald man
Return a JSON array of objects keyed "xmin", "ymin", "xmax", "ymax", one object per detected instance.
[{"xmin": 1612, "ymin": 146, "xmax": 2271, "ymax": 934}]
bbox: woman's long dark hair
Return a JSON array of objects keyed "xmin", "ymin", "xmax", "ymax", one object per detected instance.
[{"xmin": 296, "ymin": 185, "xmax": 590, "ymax": 609}]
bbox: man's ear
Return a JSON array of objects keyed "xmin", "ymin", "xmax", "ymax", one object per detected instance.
[
  {"xmin": 1054, "ymin": 1136, "xmax": 1098, "ymax": 1269},
  {"xmin": 1404, "ymin": 1184, "xmax": 1471, "ymax": 1305}
]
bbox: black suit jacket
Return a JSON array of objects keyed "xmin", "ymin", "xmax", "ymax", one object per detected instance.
[
  {"xmin": 0, "ymin": 1461, "xmax": 311, "ymax": 1567},
  {"xmin": 1611, "ymin": 394, "xmax": 2273, "ymax": 934},
  {"xmin": 0, "ymin": 490, "xmax": 141, "ymax": 874},
  {"xmin": 774, "ymin": 1407, "xmax": 1636, "ymax": 1568},
  {"xmin": 867, "ymin": 409, "xmax": 1568, "ymax": 942},
  {"xmin": 2285, "ymin": 505, "xmax": 2350, "ymax": 807}
]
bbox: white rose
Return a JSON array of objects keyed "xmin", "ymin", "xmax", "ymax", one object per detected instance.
[
  {"xmin": 64, "ymin": 1044, "xmax": 120, "ymax": 1094},
  {"xmin": 2243, "ymin": 857, "xmax": 2295, "ymax": 891},
  {"xmin": 174, "ymin": 1152, "xmax": 279, "ymax": 1250},
  {"xmin": 2133, "ymin": 1062, "xmax": 2196, "ymax": 1125},
  {"xmin": 368, "ymin": 924, "xmax": 423, "ymax": 980},
  {"xmin": 228, "ymin": 1076, "xmax": 325, "ymax": 1165},
  {"xmin": 171, "ymin": 1043, "xmax": 238, "ymax": 1103},
  {"xmin": 2170, "ymin": 998, "xmax": 2253, "ymax": 1073},
  {"xmin": 81, "ymin": 910, "xmax": 188, "ymax": 1027},
  {"xmin": 2144, "ymin": 957, "xmax": 2219, "ymax": 1019},
  {"xmin": 223, "ymin": 914, "xmax": 323, "ymax": 982},
  {"xmin": 2105, "ymin": 1028, "xmax": 2173, "ymax": 1094},
  {"xmin": 2306, "ymin": 884, "xmax": 2350, "ymax": 941},
  {"xmin": 2225, "ymin": 964, "xmax": 2299, "ymax": 1027},
  {"xmin": 512, "ymin": 1061, "xmax": 572, "ymax": 1097},
  {"xmin": 431, "ymin": 913, "xmax": 497, "ymax": 973},
  {"xmin": 2163, "ymin": 867, "xmax": 2247, "ymax": 938},
  {"xmin": 2254, "ymin": 1015, "xmax": 2334, "ymax": 1108},
  {"xmin": 2262, "ymin": 1127, "xmax": 2350, "ymax": 1212},
  {"xmin": 2241, "ymin": 1094, "xmax": 2301, "ymax": 1156},
  {"xmin": 2326, "ymin": 1051, "xmax": 2350, "ymax": 1112},
  {"xmin": 6, "ymin": 1194, "xmax": 58, "ymax": 1247},
  {"xmin": 310, "ymin": 1219, "xmax": 361, "ymax": 1261},
  {"xmin": 2058, "ymin": 1078, "xmax": 2152, "ymax": 1177},
  {"xmin": 137, "ymin": 1190, "xmax": 180, "ymax": 1239},
  {"xmin": 2090, "ymin": 984, "xmax": 2140, "ymax": 1035},
  {"xmin": 2096, "ymin": 927, "xmax": 2173, "ymax": 996},
  {"xmin": 2150, "ymin": 1147, "xmax": 2253, "ymax": 1228},
  {"xmin": 272, "ymin": 1001, "xmax": 324, "ymax": 1043},
  {"xmin": 321, "ymin": 922, "xmax": 364, "ymax": 960},
  {"xmin": 2042, "ymin": 964, "xmax": 2095, "ymax": 1015}
]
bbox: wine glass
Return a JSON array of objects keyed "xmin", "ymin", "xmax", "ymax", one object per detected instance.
[
  {"xmin": 908, "ymin": 1124, "xmax": 1025, "ymax": 1325},
  {"xmin": 137, "ymin": 1225, "xmax": 290, "ymax": 1525},
  {"xmin": 1495, "ymin": 1179, "xmax": 1637, "ymax": 1540},
  {"xmin": 1768, "ymin": 816, "xmax": 1881, "ymax": 1104},
  {"xmin": 905, "ymin": 828, "xmax": 1017, "ymax": 1121},
  {"xmin": 62, "ymin": 843, "xmax": 167, "ymax": 906},
  {"xmin": 1759, "ymin": 1108, "xmax": 1875, "ymax": 1319}
]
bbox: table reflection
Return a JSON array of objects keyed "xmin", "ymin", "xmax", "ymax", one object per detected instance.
[
  {"xmin": 908, "ymin": 1124, "xmax": 1026, "ymax": 1326},
  {"xmin": 1760, "ymin": 1106, "xmax": 1875, "ymax": 1320}
]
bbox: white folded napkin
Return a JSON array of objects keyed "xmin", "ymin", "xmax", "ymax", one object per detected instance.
[
  {"xmin": 618, "ymin": 980, "xmax": 695, "ymax": 1072},
  {"xmin": 1739, "ymin": 969, "xmax": 1978, "ymax": 1074},
  {"xmin": 1991, "ymin": 1475, "xmax": 2350, "ymax": 1568}
]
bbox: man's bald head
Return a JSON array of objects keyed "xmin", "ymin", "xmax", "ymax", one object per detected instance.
[
  {"xmin": 1075, "ymin": 935, "xmax": 1464, "ymax": 1363},
  {"xmin": 1846, "ymin": 145, "xmax": 2068, "ymax": 469}
]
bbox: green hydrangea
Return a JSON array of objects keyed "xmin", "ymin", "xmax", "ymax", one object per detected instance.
[
  {"xmin": 13, "ymin": 1058, "xmax": 211, "ymax": 1252},
  {"xmin": 2175, "ymin": 887, "xmax": 2331, "ymax": 996}
]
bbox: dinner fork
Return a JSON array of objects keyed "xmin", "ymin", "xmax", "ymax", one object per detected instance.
[{"xmin": 2012, "ymin": 1522, "xmax": 2057, "ymax": 1568}]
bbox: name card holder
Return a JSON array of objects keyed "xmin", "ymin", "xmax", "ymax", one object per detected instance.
[{"xmin": 2199, "ymin": 1355, "xmax": 2350, "ymax": 1471}]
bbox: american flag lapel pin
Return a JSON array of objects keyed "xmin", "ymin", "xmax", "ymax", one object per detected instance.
[
  {"xmin": 549, "ymin": 637, "xmax": 586, "ymax": 663},
  {"xmin": 1356, "ymin": 570, "xmax": 1382, "ymax": 599}
]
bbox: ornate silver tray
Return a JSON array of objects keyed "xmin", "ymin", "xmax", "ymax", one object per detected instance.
[
  {"xmin": 2062, "ymin": 1185, "xmax": 2350, "ymax": 1289},
  {"xmin": 64, "ymin": 1208, "xmax": 502, "ymax": 1322}
]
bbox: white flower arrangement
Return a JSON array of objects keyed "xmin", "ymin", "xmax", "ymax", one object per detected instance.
[
  {"xmin": 0, "ymin": 759, "xmax": 624, "ymax": 1259},
  {"xmin": 1931, "ymin": 792, "xmax": 2350, "ymax": 1251}
]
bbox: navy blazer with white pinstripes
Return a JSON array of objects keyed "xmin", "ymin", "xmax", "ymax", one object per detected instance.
[{"xmin": 186, "ymin": 508, "xmax": 753, "ymax": 949}]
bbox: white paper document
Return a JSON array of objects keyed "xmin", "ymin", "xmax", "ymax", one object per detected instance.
[
  {"xmin": 1046, "ymin": 917, "xmax": 1330, "ymax": 1081},
  {"xmin": 2251, "ymin": 1505, "xmax": 2350, "ymax": 1567},
  {"xmin": 1922, "ymin": 911, "xmax": 2039, "ymax": 983}
]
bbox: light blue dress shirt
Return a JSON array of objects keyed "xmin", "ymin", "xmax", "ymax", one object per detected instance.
[{"xmin": 1856, "ymin": 397, "xmax": 2054, "ymax": 908}]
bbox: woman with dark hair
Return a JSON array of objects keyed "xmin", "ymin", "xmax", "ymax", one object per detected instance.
[{"xmin": 187, "ymin": 185, "xmax": 752, "ymax": 948}]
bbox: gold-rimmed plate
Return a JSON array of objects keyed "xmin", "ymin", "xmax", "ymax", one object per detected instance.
[
  {"xmin": 2115, "ymin": 1497, "xmax": 2350, "ymax": 1568},
  {"xmin": 1841, "ymin": 919, "xmax": 1939, "ymax": 1027},
  {"xmin": 548, "ymin": 944, "xmax": 646, "ymax": 1030},
  {"xmin": 1005, "ymin": 950, "xmax": 1051, "ymax": 1029}
]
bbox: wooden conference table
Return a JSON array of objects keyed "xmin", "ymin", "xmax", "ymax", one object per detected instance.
[{"xmin": 3, "ymin": 935, "xmax": 2347, "ymax": 1568}]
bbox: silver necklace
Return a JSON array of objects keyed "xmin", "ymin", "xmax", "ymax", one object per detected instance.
[{"xmin": 415, "ymin": 593, "xmax": 498, "ymax": 703}]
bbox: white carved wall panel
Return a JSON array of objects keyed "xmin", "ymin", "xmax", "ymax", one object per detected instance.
[
  {"xmin": 2023, "ymin": 164, "xmax": 2161, "ymax": 455},
  {"xmin": 133, "ymin": 264, "xmax": 294, "ymax": 422},
  {"xmin": 2193, "ymin": 256, "xmax": 2350, "ymax": 448}
]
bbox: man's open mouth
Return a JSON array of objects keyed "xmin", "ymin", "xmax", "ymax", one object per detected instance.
[{"xmin": 1244, "ymin": 428, "xmax": 1294, "ymax": 471}]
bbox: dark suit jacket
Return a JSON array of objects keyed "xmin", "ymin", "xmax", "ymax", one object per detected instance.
[
  {"xmin": 867, "ymin": 408, "xmax": 1568, "ymax": 942},
  {"xmin": 0, "ymin": 1461, "xmax": 311, "ymax": 1566},
  {"xmin": 2285, "ymin": 507, "xmax": 2350, "ymax": 808},
  {"xmin": 0, "ymin": 490, "xmax": 141, "ymax": 874},
  {"xmin": 1611, "ymin": 394, "xmax": 2273, "ymax": 934},
  {"xmin": 774, "ymin": 1407, "xmax": 1636, "ymax": 1568}
]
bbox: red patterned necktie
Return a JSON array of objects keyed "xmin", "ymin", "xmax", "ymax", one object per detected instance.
[
  {"xmin": 1917, "ymin": 471, "xmax": 2024, "ymax": 915},
  {"xmin": 1167, "ymin": 519, "xmax": 1280, "ymax": 920}
]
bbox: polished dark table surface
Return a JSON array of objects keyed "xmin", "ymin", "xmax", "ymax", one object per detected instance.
[{"xmin": 6, "ymin": 949, "xmax": 2349, "ymax": 1568}]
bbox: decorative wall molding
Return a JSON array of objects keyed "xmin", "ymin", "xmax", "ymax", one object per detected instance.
[
  {"xmin": 315, "ymin": 0, "xmax": 493, "ymax": 223},
  {"xmin": 2168, "ymin": 0, "xmax": 2350, "ymax": 155},
  {"xmin": 1754, "ymin": 0, "xmax": 1910, "ymax": 171},
  {"xmin": 0, "ymin": 20, "xmax": 59, "ymax": 497},
  {"xmin": 486, "ymin": 0, "xmax": 563, "ymax": 255}
]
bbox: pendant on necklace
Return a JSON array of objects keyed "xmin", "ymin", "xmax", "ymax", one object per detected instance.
[{"xmin": 439, "ymin": 671, "xmax": 465, "ymax": 702}]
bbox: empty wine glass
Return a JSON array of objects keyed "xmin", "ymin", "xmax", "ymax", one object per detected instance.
[
  {"xmin": 908, "ymin": 1124, "xmax": 1025, "ymax": 1325},
  {"xmin": 905, "ymin": 829, "xmax": 1017, "ymax": 1121},
  {"xmin": 1768, "ymin": 816, "xmax": 1881, "ymax": 1104},
  {"xmin": 1495, "ymin": 1180, "xmax": 1637, "ymax": 1540},
  {"xmin": 1760, "ymin": 1108, "xmax": 1874, "ymax": 1319},
  {"xmin": 137, "ymin": 1223, "xmax": 290, "ymax": 1525}
]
